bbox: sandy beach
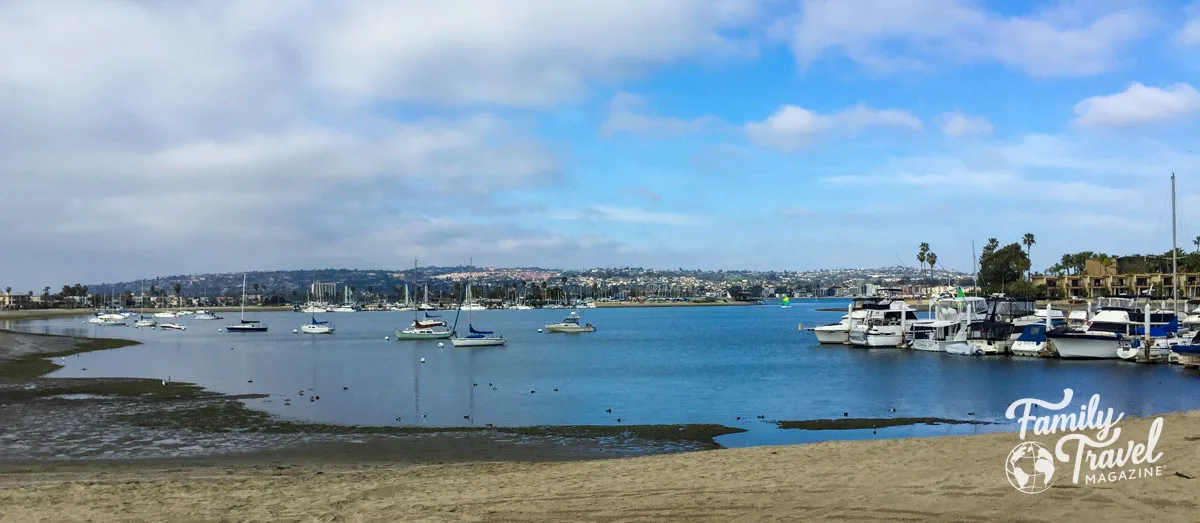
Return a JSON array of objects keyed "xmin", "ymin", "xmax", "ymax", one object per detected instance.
[{"xmin": 0, "ymin": 410, "xmax": 1195, "ymax": 521}]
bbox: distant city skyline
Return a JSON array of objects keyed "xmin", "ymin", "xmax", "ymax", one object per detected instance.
[{"xmin": 3, "ymin": 1, "xmax": 1198, "ymax": 290}]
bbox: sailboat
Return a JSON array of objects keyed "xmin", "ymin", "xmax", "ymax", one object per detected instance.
[
  {"xmin": 459, "ymin": 282, "xmax": 486, "ymax": 311},
  {"xmin": 225, "ymin": 274, "xmax": 268, "ymax": 332},
  {"xmin": 330, "ymin": 286, "xmax": 357, "ymax": 312},
  {"xmin": 396, "ymin": 261, "xmax": 453, "ymax": 340},
  {"xmin": 300, "ymin": 287, "xmax": 334, "ymax": 334},
  {"xmin": 393, "ymin": 284, "xmax": 416, "ymax": 312},
  {"xmin": 780, "ymin": 296, "xmax": 791, "ymax": 309},
  {"xmin": 134, "ymin": 282, "xmax": 157, "ymax": 328},
  {"xmin": 418, "ymin": 283, "xmax": 437, "ymax": 311},
  {"xmin": 451, "ymin": 278, "xmax": 506, "ymax": 347}
]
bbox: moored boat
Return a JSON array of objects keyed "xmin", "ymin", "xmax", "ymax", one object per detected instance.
[{"xmin": 545, "ymin": 311, "xmax": 596, "ymax": 333}]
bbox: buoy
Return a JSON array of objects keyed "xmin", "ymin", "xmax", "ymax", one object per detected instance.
[
  {"xmin": 797, "ymin": 323, "xmax": 803, "ymax": 331},
  {"xmin": 420, "ymin": 357, "xmax": 426, "ymax": 363},
  {"xmin": 292, "ymin": 329, "xmax": 298, "ymax": 333},
  {"xmin": 537, "ymin": 328, "xmax": 542, "ymax": 333},
  {"xmin": 437, "ymin": 342, "xmax": 444, "ymax": 348},
  {"xmin": 384, "ymin": 336, "xmax": 390, "ymax": 341},
  {"xmin": 218, "ymin": 328, "xmax": 223, "ymax": 332}
]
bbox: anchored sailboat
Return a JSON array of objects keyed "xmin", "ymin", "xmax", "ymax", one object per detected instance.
[
  {"xmin": 451, "ymin": 277, "xmax": 506, "ymax": 347},
  {"xmin": 225, "ymin": 273, "xmax": 268, "ymax": 332}
]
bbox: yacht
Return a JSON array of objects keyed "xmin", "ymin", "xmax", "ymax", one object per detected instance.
[
  {"xmin": 301, "ymin": 303, "xmax": 329, "ymax": 313},
  {"xmin": 1181, "ymin": 302, "xmax": 1200, "ymax": 331},
  {"xmin": 812, "ymin": 298, "xmax": 884, "ymax": 345},
  {"xmin": 134, "ymin": 317, "xmax": 157, "ymax": 328},
  {"xmin": 193, "ymin": 310, "xmax": 222, "ymax": 320},
  {"xmin": 545, "ymin": 311, "xmax": 596, "ymax": 333},
  {"xmin": 969, "ymin": 296, "xmax": 1037, "ymax": 355},
  {"xmin": 1169, "ymin": 331, "xmax": 1200, "ymax": 368},
  {"xmin": 159, "ymin": 323, "xmax": 187, "ymax": 331},
  {"xmin": 847, "ymin": 301, "xmax": 917, "ymax": 348},
  {"xmin": 1047, "ymin": 297, "xmax": 1177, "ymax": 359},
  {"xmin": 396, "ymin": 313, "xmax": 453, "ymax": 340},
  {"xmin": 909, "ymin": 297, "xmax": 988, "ymax": 353}
]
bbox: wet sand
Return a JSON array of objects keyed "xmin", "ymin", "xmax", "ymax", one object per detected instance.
[{"xmin": 0, "ymin": 411, "xmax": 1195, "ymax": 521}]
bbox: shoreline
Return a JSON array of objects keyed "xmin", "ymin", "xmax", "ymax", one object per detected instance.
[
  {"xmin": 1, "ymin": 410, "xmax": 1194, "ymax": 521},
  {"xmin": 593, "ymin": 300, "xmax": 758, "ymax": 308}
]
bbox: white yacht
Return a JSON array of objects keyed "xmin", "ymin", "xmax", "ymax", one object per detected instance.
[
  {"xmin": 545, "ymin": 311, "xmax": 596, "ymax": 333},
  {"xmin": 968, "ymin": 297, "xmax": 1038, "ymax": 355},
  {"xmin": 153, "ymin": 311, "xmax": 178, "ymax": 318},
  {"xmin": 134, "ymin": 318, "xmax": 157, "ymax": 328},
  {"xmin": 812, "ymin": 298, "xmax": 882, "ymax": 345},
  {"xmin": 848, "ymin": 301, "xmax": 917, "ymax": 348},
  {"xmin": 909, "ymin": 297, "xmax": 988, "ymax": 353},
  {"xmin": 1047, "ymin": 297, "xmax": 1177, "ymax": 359},
  {"xmin": 159, "ymin": 323, "xmax": 187, "ymax": 331},
  {"xmin": 193, "ymin": 310, "xmax": 222, "ymax": 320}
]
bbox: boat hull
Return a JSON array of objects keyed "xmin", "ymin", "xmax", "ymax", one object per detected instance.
[
  {"xmin": 450, "ymin": 337, "xmax": 507, "ymax": 347},
  {"xmin": 946, "ymin": 342, "xmax": 982, "ymax": 355},
  {"xmin": 226, "ymin": 324, "xmax": 268, "ymax": 332},
  {"xmin": 544, "ymin": 325, "xmax": 596, "ymax": 333},
  {"xmin": 1048, "ymin": 334, "xmax": 1120, "ymax": 359},
  {"xmin": 394, "ymin": 329, "xmax": 453, "ymax": 340},
  {"xmin": 910, "ymin": 339, "xmax": 949, "ymax": 352},
  {"xmin": 160, "ymin": 323, "xmax": 187, "ymax": 331},
  {"xmin": 968, "ymin": 339, "xmax": 1008, "ymax": 355},
  {"xmin": 1010, "ymin": 341, "xmax": 1047, "ymax": 356},
  {"xmin": 301, "ymin": 325, "xmax": 334, "ymax": 334},
  {"xmin": 813, "ymin": 327, "xmax": 849, "ymax": 345}
]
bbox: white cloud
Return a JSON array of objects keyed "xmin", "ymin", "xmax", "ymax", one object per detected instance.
[
  {"xmin": 600, "ymin": 92, "xmax": 722, "ymax": 137},
  {"xmin": 745, "ymin": 103, "xmax": 922, "ymax": 151},
  {"xmin": 0, "ymin": 0, "xmax": 773, "ymax": 287},
  {"xmin": 787, "ymin": 0, "xmax": 1153, "ymax": 76},
  {"xmin": 1177, "ymin": 3, "xmax": 1200, "ymax": 46},
  {"xmin": 1073, "ymin": 82, "xmax": 1200, "ymax": 127},
  {"xmin": 941, "ymin": 111, "xmax": 993, "ymax": 136},
  {"xmin": 553, "ymin": 206, "xmax": 707, "ymax": 226}
]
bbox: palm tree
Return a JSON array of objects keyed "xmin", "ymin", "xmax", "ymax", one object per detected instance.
[
  {"xmin": 917, "ymin": 243, "xmax": 930, "ymax": 293},
  {"xmin": 1022, "ymin": 233, "xmax": 1036, "ymax": 281},
  {"xmin": 927, "ymin": 252, "xmax": 938, "ymax": 290},
  {"xmin": 1193, "ymin": 235, "xmax": 1200, "ymax": 253}
]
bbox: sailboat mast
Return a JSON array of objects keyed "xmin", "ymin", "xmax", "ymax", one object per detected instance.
[
  {"xmin": 1172, "ymin": 173, "xmax": 1178, "ymax": 316},
  {"xmin": 240, "ymin": 273, "xmax": 246, "ymax": 321},
  {"xmin": 413, "ymin": 259, "xmax": 419, "ymax": 323}
]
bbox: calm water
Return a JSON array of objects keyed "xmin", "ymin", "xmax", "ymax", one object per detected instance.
[{"xmin": 12, "ymin": 299, "xmax": 1200, "ymax": 447}]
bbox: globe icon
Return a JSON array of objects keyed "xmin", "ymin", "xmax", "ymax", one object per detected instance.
[{"xmin": 1006, "ymin": 442, "xmax": 1056, "ymax": 494}]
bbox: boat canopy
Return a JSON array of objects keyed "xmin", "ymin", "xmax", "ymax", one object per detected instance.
[
  {"xmin": 469, "ymin": 324, "xmax": 493, "ymax": 335},
  {"xmin": 1016, "ymin": 324, "xmax": 1047, "ymax": 342}
]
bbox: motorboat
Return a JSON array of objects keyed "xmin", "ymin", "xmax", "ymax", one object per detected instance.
[
  {"xmin": 545, "ymin": 311, "xmax": 596, "ymax": 333},
  {"xmin": 134, "ymin": 317, "xmax": 157, "ymax": 328},
  {"xmin": 459, "ymin": 303, "xmax": 487, "ymax": 311},
  {"xmin": 99, "ymin": 317, "xmax": 127, "ymax": 326},
  {"xmin": 301, "ymin": 303, "xmax": 329, "ymax": 313},
  {"xmin": 1116, "ymin": 336, "xmax": 1176, "ymax": 362},
  {"xmin": 1170, "ymin": 331, "xmax": 1200, "ymax": 368},
  {"xmin": 159, "ymin": 323, "xmax": 187, "ymax": 331},
  {"xmin": 909, "ymin": 297, "xmax": 988, "ymax": 352},
  {"xmin": 1011, "ymin": 324, "xmax": 1051, "ymax": 357},
  {"xmin": 848, "ymin": 301, "xmax": 917, "ymax": 348},
  {"xmin": 396, "ymin": 313, "xmax": 453, "ymax": 340},
  {"xmin": 969, "ymin": 296, "xmax": 1038, "ymax": 355},
  {"xmin": 1047, "ymin": 298, "xmax": 1177, "ymax": 359},
  {"xmin": 329, "ymin": 305, "xmax": 358, "ymax": 313},
  {"xmin": 811, "ymin": 298, "xmax": 884, "ymax": 345},
  {"xmin": 225, "ymin": 274, "xmax": 268, "ymax": 333},
  {"xmin": 153, "ymin": 311, "xmax": 179, "ymax": 318},
  {"xmin": 193, "ymin": 310, "xmax": 222, "ymax": 320}
]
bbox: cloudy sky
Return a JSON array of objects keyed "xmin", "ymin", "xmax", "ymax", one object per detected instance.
[{"xmin": 3, "ymin": 0, "xmax": 1200, "ymax": 290}]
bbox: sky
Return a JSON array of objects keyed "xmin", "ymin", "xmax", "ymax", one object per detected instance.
[{"xmin": 3, "ymin": 0, "xmax": 1200, "ymax": 290}]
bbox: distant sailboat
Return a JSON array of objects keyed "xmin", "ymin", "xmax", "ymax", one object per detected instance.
[
  {"xmin": 396, "ymin": 261, "xmax": 452, "ymax": 339},
  {"xmin": 225, "ymin": 274, "xmax": 268, "ymax": 332}
]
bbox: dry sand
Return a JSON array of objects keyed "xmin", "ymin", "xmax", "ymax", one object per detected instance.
[{"xmin": 1, "ymin": 411, "xmax": 1196, "ymax": 522}]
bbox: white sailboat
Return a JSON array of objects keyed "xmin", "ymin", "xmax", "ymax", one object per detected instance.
[
  {"xmin": 300, "ymin": 284, "xmax": 334, "ymax": 334},
  {"xmin": 393, "ymin": 284, "xmax": 416, "ymax": 312},
  {"xmin": 134, "ymin": 282, "xmax": 157, "ymax": 328},
  {"xmin": 225, "ymin": 274, "xmax": 268, "ymax": 332},
  {"xmin": 418, "ymin": 283, "xmax": 437, "ymax": 311},
  {"xmin": 458, "ymin": 283, "xmax": 486, "ymax": 311},
  {"xmin": 396, "ymin": 261, "xmax": 452, "ymax": 339},
  {"xmin": 450, "ymin": 278, "xmax": 506, "ymax": 347}
]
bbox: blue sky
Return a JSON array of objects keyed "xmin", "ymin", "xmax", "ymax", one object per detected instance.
[{"xmin": 3, "ymin": 0, "xmax": 1200, "ymax": 289}]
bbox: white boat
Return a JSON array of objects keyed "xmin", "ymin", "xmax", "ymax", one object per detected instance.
[
  {"xmin": 811, "ymin": 299, "xmax": 882, "ymax": 345},
  {"xmin": 193, "ymin": 310, "xmax": 222, "ymax": 320},
  {"xmin": 153, "ymin": 311, "xmax": 179, "ymax": 318},
  {"xmin": 848, "ymin": 301, "xmax": 917, "ymax": 348},
  {"xmin": 1116, "ymin": 337, "xmax": 1176, "ymax": 361},
  {"xmin": 134, "ymin": 318, "xmax": 157, "ymax": 328},
  {"xmin": 176, "ymin": 311, "xmax": 194, "ymax": 316},
  {"xmin": 512, "ymin": 304, "xmax": 535, "ymax": 310},
  {"xmin": 1047, "ymin": 298, "xmax": 1177, "ymax": 359},
  {"xmin": 1011, "ymin": 324, "xmax": 1051, "ymax": 357},
  {"xmin": 909, "ymin": 297, "xmax": 988, "ymax": 352},
  {"xmin": 459, "ymin": 304, "xmax": 487, "ymax": 311},
  {"xmin": 159, "ymin": 323, "xmax": 187, "ymax": 331},
  {"xmin": 301, "ymin": 303, "xmax": 329, "ymax": 313},
  {"xmin": 392, "ymin": 285, "xmax": 417, "ymax": 311},
  {"xmin": 225, "ymin": 274, "xmax": 268, "ymax": 332},
  {"xmin": 545, "ymin": 311, "xmax": 596, "ymax": 333},
  {"xmin": 86, "ymin": 316, "xmax": 105, "ymax": 324},
  {"xmin": 329, "ymin": 305, "xmax": 357, "ymax": 313},
  {"xmin": 416, "ymin": 283, "xmax": 437, "ymax": 310},
  {"xmin": 967, "ymin": 297, "xmax": 1038, "ymax": 355},
  {"xmin": 449, "ymin": 278, "xmax": 506, "ymax": 347},
  {"xmin": 100, "ymin": 316, "xmax": 127, "ymax": 326},
  {"xmin": 300, "ymin": 318, "xmax": 335, "ymax": 334}
]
